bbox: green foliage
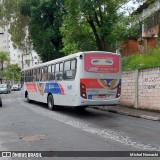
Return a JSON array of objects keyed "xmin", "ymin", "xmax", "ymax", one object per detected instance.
[
  {"xmin": 21, "ymin": 0, "xmax": 65, "ymax": 62},
  {"xmin": 2, "ymin": 64, "xmax": 21, "ymax": 81},
  {"xmin": 0, "ymin": 0, "xmax": 147, "ymax": 62},
  {"xmin": 0, "ymin": 0, "xmax": 32, "ymax": 70},
  {"xmin": 61, "ymin": 0, "xmax": 97, "ymax": 54},
  {"xmin": 0, "ymin": 51, "xmax": 10, "ymax": 71},
  {"xmin": 122, "ymin": 47, "xmax": 160, "ymax": 71},
  {"xmin": 63, "ymin": 0, "xmax": 131, "ymax": 52},
  {"xmin": 0, "ymin": 0, "xmax": 30, "ymax": 49}
]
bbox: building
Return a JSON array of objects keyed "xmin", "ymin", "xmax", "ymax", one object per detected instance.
[
  {"xmin": 0, "ymin": 26, "xmax": 9, "ymax": 53},
  {"xmin": 0, "ymin": 26, "xmax": 41, "ymax": 69},
  {"xmin": 121, "ymin": 0, "xmax": 160, "ymax": 56}
]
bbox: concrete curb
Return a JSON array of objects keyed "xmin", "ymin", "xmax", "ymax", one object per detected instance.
[
  {"xmin": 108, "ymin": 110, "xmax": 160, "ymax": 121},
  {"xmin": 93, "ymin": 107, "xmax": 160, "ymax": 121}
]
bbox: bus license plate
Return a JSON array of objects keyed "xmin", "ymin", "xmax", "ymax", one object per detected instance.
[{"xmin": 90, "ymin": 95, "xmax": 106, "ymax": 99}]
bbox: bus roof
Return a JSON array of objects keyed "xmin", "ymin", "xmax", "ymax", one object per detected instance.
[{"xmin": 22, "ymin": 51, "xmax": 120, "ymax": 71}]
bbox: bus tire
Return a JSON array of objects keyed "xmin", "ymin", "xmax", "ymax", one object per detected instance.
[
  {"xmin": 47, "ymin": 94, "xmax": 56, "ymax": 110},
  {"xmin": 27, "ymin": 94, "xmax": 30, "ymax": 103}
]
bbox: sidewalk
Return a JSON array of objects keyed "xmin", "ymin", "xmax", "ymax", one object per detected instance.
[{"xmin": 93, "ymin": 105, "xmax": 160, "ymax": 121}]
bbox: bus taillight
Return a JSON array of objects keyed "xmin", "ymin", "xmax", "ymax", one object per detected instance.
[
  {"xmin": 80, "ymin": 83, "xmax": 87, "ymax": 99},
  {"xmin": 116, "ymin": 84, "xmax": 121, "ymax": 98}
]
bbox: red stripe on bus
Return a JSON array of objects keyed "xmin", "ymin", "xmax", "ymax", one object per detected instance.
[
  {"xmin": 25, "ymin": 83, "xmax": 38, "ymax": 92},
  {"xmin": 58, "ymin": 83, "xmax": 65, "ymax": 95}
]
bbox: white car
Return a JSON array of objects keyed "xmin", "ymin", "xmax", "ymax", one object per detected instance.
[
  {"xmin": 11, "ymin": 84, "xmax": 20, "ymax": 91},
  {"xmin": 0, "ymin": 84, "xmax": 11, "ymax": 94}
]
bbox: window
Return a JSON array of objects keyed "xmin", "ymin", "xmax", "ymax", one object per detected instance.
[
  {"xmin": 21, "ymin": 71, "xmax": 25, "ymax": 84},
  {"xmin": 55, "ymin": 63, "xmax": 63, "ymax": 81},
  {"xmin": 48, "ymin": 64, "xmax": 55, "ymax": 81},
  {"xmin": 33, "ymin": 69, "xmax": 37, "ymax": 81},
  {"xmin": 42, "ymin": 66, "xmax": 48, "ymax": 81},
  {"xmin": 30, "ymin": 70, "xmax": 34, "ymax": 82},
  {"xmin": 36, "ymin": 68, "xmax": 42, "ymax": 81},
  {"xmin": 25, "ymin": 71, "xmax": 28, "ymax": 82},
  {"xmin": 64, "ymin": 59, "xmax": 77, "ymax": 80}
]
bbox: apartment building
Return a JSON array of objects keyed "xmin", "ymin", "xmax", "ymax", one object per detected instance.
[
  {"xmin": 121, "ymin": 0, "xmax": 160, "ymax": 56},
  {"xmin": 0, "ymin": 26, "xmax": 41, "ymax": 69}
]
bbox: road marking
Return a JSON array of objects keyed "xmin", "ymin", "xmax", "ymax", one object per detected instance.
[{"xmin": 22, "ymin": 102, "xmax": 160, "ymax": 151}]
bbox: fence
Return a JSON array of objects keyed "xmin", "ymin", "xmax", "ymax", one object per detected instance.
[{"xmin": 121, "ymin": 67, "xmax": 160, "ymax": 111}]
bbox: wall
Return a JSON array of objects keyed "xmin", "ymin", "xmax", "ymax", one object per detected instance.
[
  {"xmin": 121, "ymin": 38, "xmax": 158, "ymax": 56},
  {"xmin": 121, "ymin": 40, "xmax": 139, "ymax": 56},
  {"xmin": 121, "ymin": 67, "xmax": 160, "ymax": 111}
]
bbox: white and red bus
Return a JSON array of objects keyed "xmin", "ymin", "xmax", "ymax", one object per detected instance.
[{"xmin": 22, "ymin": 51, "xmax": 121, "ymax": 110}]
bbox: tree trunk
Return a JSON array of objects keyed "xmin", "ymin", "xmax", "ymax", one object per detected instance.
[
  {"xmin": 22, "ymin": 54, "xmax": 24, "ymax": 69},
  {"xmin": 1, "ymin": 61, "xmax": 4, "ymax": 71},
  {"xmin": 86, "ymin": 16, "xmax": 106, "ymax": 51}
]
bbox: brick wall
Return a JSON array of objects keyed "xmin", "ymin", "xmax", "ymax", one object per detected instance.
[
  {"xmin": 121, "ymin": 67, "xmax": 160, "ymax": 111},
  {"xmin": 121, "ymin": 40, "xmax": 139, "ymax": 56},
  {"xmin": 147, "ymin": 38, "xmax": 158, "ymax": 49},
  {"xmin": 121, "ymin": 38, "xmax": 158, "ymax": 56}
]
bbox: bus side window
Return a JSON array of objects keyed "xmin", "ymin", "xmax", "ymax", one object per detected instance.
[
  {"xmin": 21, "ymin": 71, "xmax": 24, "ymax": 86},
  {"xmin": 42, "ymin": 66, "xmax": 48, "ymax": 81},
  {"xmin": 28, "ymin": 70, "xmax": 31, "ymax": 82},
  {"xmin": 48, "ymin": 65, "xmax": 55, "ymax": 81},
  {"xmin": 64, "ymin": 59, "xmax": 77, "ymax": 80},
  {"xmin": 31, "ymin": 70, "xmax": 34, "ymax": 82},
  {"xmin": 29, "ymin": 70, "xmax": 33, "ymax": 82},
  {"xmin": 71, "ymin": 59, "xmax": 77, "ymax": 78},
  {"xmin": 36, "ymin": 68, "xmax": 41, "ymax": 81},
  {"xmin": 55, "ymin": 63, "xmax": 63, "ymax": 81},
  {"xmin": 33, "ymin": 69, "xmax": 36, "ymax": 82},
  {"xmin": 25, "ymin": 71, "xmax": 28, "ymax": 82}
]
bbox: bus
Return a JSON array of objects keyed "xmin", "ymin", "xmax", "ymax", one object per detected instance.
[{"xmin": 22, "ymin": 51, "xmax": 121, "ymax": 110}]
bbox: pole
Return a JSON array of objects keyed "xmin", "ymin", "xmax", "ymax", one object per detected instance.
[{"xmin": 134, "ymin": 69, "xmax": 139, "ymax": 109}]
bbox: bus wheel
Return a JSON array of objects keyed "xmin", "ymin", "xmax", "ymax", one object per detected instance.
[
  {"xmin": 27, "ymin": 94, "xmax": 30, "ymax": 103},
  {"xmin": 47, "ymin": 94, "xmax": 56, "ymax": 110}
]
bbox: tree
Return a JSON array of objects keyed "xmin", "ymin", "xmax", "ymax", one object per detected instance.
[
  {"xmin": 20, "ymin": 0, "xmax": 65, "ymax": 62},
  {"xmin": 61, "ymin": 0, "xmax": 98, "ymax": 55},
  {"xmin": 0, "ymin": 51, "xmax": 10, "ymax": 71},
  {"xmin": 62, "ymin": 0, "xmax": 144, "ymax": 53},
  {"xmin": 0, "ymin": 0, "xmax": 32, "ymax": 68},
  {"xmin": 2, "ymin": 64, "xmax": 21, "ymax": 83}
]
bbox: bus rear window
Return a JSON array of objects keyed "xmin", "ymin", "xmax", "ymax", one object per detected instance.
[{"xmin": 84, "ymin": 53, "xmax": 120, "ymax": 73}]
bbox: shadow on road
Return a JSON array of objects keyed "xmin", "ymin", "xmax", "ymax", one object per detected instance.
[{"xmin": 25, "ymin": 100, "xmax": 114, "ymax": 120}]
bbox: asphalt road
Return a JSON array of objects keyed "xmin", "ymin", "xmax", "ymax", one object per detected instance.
[{"xmin": 0, "ymin": 91, "xmax": 160, "ymax": 160}]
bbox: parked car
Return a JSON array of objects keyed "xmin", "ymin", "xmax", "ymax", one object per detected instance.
[
  {"xmin": 0, "ymin": 84, "xmax": 11, "ymax": 94},
  {"xmin": 11, "ymin": 84, "xmax": 21, "ymax": 91}
]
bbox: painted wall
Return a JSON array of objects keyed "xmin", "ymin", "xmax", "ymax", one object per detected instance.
[{"xmin": 121, "ymin": 67, "xmax": 160, "ymax": 111}]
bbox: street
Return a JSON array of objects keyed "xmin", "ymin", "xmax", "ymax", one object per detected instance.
[{"xmin": 0, "ymin": 91, "xmax": 160, "ymax": 160}]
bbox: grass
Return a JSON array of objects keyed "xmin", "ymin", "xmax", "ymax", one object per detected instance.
[{"xmin": 122, "ymin": 47, "xmax": 160, "ymax": 71}]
